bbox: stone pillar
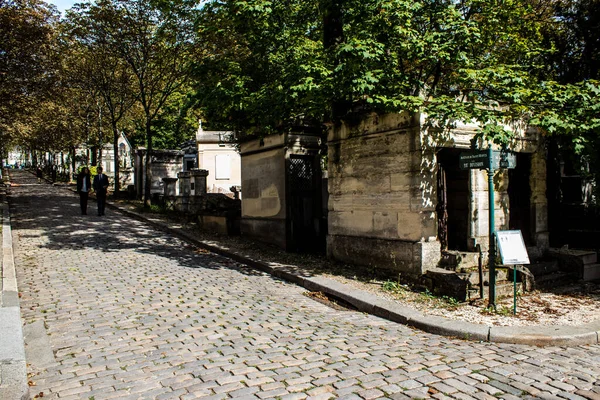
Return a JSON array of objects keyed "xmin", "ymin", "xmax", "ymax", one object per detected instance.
[
  {"xmin": 177, "ymin": 171, "xmax": 191, "ymax": 197},
  {"xmin": 177, "ymin": 171, "xmax": 191, "ymax": 212},
  {"xmin": 529, "ymin": 149, "xmax": 549, "ymax": 258},
  {"xmin": 189, "ymin": 169, "xmax": 209, "ymax": 196},
  {"xmin": 162, "ymin": 177, "xmax": 178, "ymax": 197}
]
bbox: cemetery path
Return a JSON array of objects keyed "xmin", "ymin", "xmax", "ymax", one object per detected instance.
[{"xmin": 7, "ymin": 169, "xmax": 600, "ymax": 400}]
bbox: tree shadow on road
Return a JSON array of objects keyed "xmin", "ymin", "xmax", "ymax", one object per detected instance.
[{"xmin": 9, "ymin": 181, "xmax": 272, "ymax": 280}]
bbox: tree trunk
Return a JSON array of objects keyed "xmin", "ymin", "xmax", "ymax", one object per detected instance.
[
  {"xmin": 143, "ymin": 119, "xmax": 153, "ymax": 208},
  {"xmin": 91, "ymin": 147, "xmax": 98, "ymax": 167},
  {"xmin": 70, "ymin": 146, "xmax": 76, "ymax": 180},
  {"xmin": 112, "ymin": 121, "xmax": 120, "ymax": 194}
]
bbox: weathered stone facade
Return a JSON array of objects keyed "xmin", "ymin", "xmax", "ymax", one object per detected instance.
[
  {"xmin": 239, "ymin": 132, "xmax": 324, "ymax": 250},
  {"xmin": 134, "ymin": 149, "xmax": 184, "ymax": 198},
  {"xmin": 196, "ymin": 126, "xmax": 241, "ymax": 195},
  {"xmin": 326, "ymin": 112, "xmax": 548, "ymax": 279},
  {"xmin": 239, "ymin": 134, "xmax": 288, "ymax": 248}
]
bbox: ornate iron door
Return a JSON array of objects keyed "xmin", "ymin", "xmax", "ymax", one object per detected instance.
[{"xmin": 287, "ymin": 155, "xmax": 324, "ymax": 252}]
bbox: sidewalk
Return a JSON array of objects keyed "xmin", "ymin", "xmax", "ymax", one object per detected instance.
[
  {"xmin": 0, "ymin": 180, "xmax": 29, "ymax": 400},
  {"xmin": 103, "ymin": 195, "xmax": 600, "ymax": 348}
]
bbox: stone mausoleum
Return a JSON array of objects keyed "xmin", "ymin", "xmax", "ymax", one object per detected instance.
[
  {"xmin": 326, "ymin": 112, "xmax": 548, "ymax": 279},
  {"xmin": 239, "ymin": 130, "xmax": 326, "ymax": 252}
]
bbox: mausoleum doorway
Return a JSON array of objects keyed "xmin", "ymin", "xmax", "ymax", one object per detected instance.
[{"xmin": 437, "ymin": 148, "xmax": 470, "ymax": 251}]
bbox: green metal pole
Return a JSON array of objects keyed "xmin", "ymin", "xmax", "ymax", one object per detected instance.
[
  {"xmin": 513, "ymin": 267, "xmax": 517, "ymax": 315},
  {"xmin": 488, "ymin": 146, "xmax": 496, "ymax": 309}
]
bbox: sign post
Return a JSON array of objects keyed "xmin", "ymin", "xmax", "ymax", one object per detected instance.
[
  {"xmin": 496, "ymin": 230, "xmax": 530, "ymax": 314},
  {"xmin": 460, "ymin": 148, "xmax": 517, "ymax": 309},
  {"xmin": 486, "ymin": 146, "xmax": 496, "ymax": 308}
]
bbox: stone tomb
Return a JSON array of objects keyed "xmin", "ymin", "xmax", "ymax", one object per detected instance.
[
  {"xmin": 240, "ymin": 131, "xmax": 326, "ymax": 252},
  {"xmin": 326, "ymin": 112, "xmax": 549, "ymax": 282},
  {"xmin": 134, "ymin": 149, "xmax": 184, "ymax": 199}
]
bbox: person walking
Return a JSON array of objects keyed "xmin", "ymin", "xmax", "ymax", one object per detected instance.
[
  {"xmin": 36, "ymin": 166, "xmax": 43, "ymax": 183},
  {"xmin": 76, "ymin": 167, "xmax": 91, "ymax": 215},
  {"xmin": 93, "ymin": 166, "xmax": 109, "ymax": 216}
]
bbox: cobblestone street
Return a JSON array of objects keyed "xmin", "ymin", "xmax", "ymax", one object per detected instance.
[{"xmin": 8, "ymin": 170, "xmax": 600, "ymax": 400}]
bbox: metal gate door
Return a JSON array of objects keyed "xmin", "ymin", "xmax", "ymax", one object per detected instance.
[{"xmin": 287, "ymin": 155, "xmax": 324, "ymax": 252}]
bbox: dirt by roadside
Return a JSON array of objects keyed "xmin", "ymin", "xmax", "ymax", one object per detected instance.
[{"xmin": 110, "ymin": 197, "xmax": 600, "ymax": 328}]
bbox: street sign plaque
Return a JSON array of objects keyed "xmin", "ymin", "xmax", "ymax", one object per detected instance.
[
  {"xmin": 492, "ymin": 151, "xmax": 517, "ymax": 169},
  {"xmin": 459, "ymin": 151, "xmax": 488, "ymax": 170},
  {"xmin": 459, "ymin": 150, "xmax": 517, "ymax": 170}
]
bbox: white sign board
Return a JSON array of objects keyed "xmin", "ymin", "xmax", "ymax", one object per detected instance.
[{"xmin": 496, "ymin": 230, "xmax": 530, "ymax": 265}]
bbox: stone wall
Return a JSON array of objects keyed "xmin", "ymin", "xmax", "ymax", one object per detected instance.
[
  {"xmin": 326, "ymin": 112, "xmax": 549, "ymax": 278},
  {"xmin": 239, "ymin": 135, "xmax": 287, "ymax": 249},
  {"xmin": 327, "ymin": 112, "xmax": 440, "ymax": 277},
  {"xmin": 469, "ymin": 169, "xmax": 510, "ymax": 251}
]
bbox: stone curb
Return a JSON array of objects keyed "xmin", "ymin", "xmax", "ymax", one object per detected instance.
[
  {"xmin": 53, "ymin": 183, "xmax": 599, "ymax": 348},
  {"xmin": 0, "ymin": 184, "xmax": 30, "ymax": 400}
]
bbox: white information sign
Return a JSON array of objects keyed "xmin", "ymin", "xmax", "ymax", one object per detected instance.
[{"xmin": 496, "ymin": 230, "xmax": 530, "ymax": 265}]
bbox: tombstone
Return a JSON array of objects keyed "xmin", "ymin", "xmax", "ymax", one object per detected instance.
[
  {"xmin": 177, "ymin": 171, "xmax": 191, "ymax": 196},
  {"xmin": 162, "ymin": 177, "xmax": 178, "ymax": 197},
  {"xmin": 189, "ymin": 169, "xmax": 209, "ymax": 196},
  {"xmin": 135, "ymin": 148, "xmax": 184, "ymax": 199}
]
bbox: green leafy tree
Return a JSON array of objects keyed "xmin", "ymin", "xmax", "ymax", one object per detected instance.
[
  {"xmin": 152, "ymin": 89, "xmax": 202, "ymax": 150},
  {"xmin": 533, "ymin": 0, "xmax": 600, "ymax": 206},
  {"xmin": 64, "ymin": 4, "xmax": 137, "ymax": 191},
  {"xmin": 82, "ymin": 0, "xmax": 198, "ymax": 205},
  {"xmin": 196, "ymin": 0, "xmax": 598, "ymax": 149},
  {"xmin": 0, "ymin": 0, "xmax": 60, "ymax": 160},
  {"xmin": 194, "ymin": 0, "xmax": 326, "ymax": 137}
]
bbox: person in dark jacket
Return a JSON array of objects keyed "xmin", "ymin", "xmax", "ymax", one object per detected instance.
[
  {"xmin": 93, "ymin": 166, "xmax": 109, "ymax": 216},
  {"xmin": 76, "ymin": 167, "xmax": 91, "ymax": 215},
  {"xmin": 36, "ymin": 166, "xmax": 43, "ymax": 183}
]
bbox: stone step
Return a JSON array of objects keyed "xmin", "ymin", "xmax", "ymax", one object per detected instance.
[
  {"xmin": 548, "ymin": 248, "xmax": 597, "ymax": 266},
  {"xmin": 464, "ymin": 268, "xmax": 511, "ymax": 285},
  {"xmin": 583, "ymin": 263, "xmax": 600, "ymax": 282},
  {"xmin": 474, "ymin": 281, "xmax": 522, "ymax": 300},
  {"xmin": 440, "ymin": 250, "xmax": 480, "ymax": 270},
  {"xmin": 526, "ymin": 260, "xmax": 560, "ymax": 276},
  {"xmin": 534, "ymin": 271, "xmax": 578, "ymax": 289},
  {"xmin": 496, "ymin": 281, "xmax": 522, "ymax": 299}
]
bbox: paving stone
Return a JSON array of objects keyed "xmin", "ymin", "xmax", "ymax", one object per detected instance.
[
  {"xmin": 430, "ymin": 381, "xmax": 459, "ymax": 395},
  {"xmin": 7, "ymin": 170, "xmax": 599, "ymax": 400},
  {"xmin": 575, "ymin": 390, "xmax": 600, "ymax": 400},
  {"xmin": 277, "ymin": 394, "xmax": 308, "ymax": 400}
]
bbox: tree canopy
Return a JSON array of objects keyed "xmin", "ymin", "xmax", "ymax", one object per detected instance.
[
  {"xmin": 194, "ymin": 0, "xmax": 599, "ymax": 146},
  {"xmin": 1, "ymin": 0, "xmax": 598, "ymax": 168},
  {"xmin": 0, "ymin": 0, "xmax": 63, "ymax": 153}
]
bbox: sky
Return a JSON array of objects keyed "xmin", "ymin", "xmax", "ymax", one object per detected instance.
[
  {"xmin": 45, "ymin": 0, "xmax": 208, "ymax": 14},
  {"xmin": 45, "ymin": 0, "xmax": 79, "ymax": 14}
]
